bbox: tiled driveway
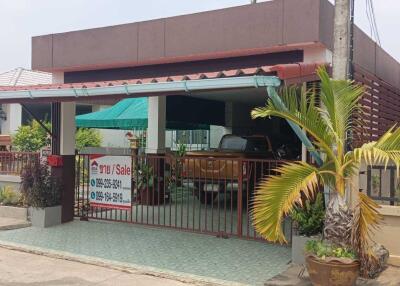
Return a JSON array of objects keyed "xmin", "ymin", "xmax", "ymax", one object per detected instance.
[{"xmin": 0, "ymin": 221, "xmax": 290, "ymax": 285}]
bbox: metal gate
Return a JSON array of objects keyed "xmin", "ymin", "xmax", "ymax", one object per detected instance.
[{"xmin": 75, "ymin": 153, "xmax": 291, "ymax": 241}]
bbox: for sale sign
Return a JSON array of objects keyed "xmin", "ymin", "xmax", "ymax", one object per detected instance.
[{"xmin": 89, "ymin": 155, "xmax": 132, "ymax": 210}]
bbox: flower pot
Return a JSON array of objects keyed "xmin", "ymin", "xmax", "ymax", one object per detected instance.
[
  {"xmin": 0, "ymin": 205, "xmax": 27, "ymax": 220},
  {"xmin": 29, "ymin": 205, "xmax": 62, "ymax": 228},
  {"xmin": 306, "ymin": 256, "xmax": 359, "ymax": 286},
  {"xmin": 137, "ymin": 188, "xmax": 164, "ymax": 205}
]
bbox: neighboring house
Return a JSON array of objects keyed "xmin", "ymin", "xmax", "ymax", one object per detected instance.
[{"xmin": 0, "ymin": 68, "xmax": 52, "ymax": 134}]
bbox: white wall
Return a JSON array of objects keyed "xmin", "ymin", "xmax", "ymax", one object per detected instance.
[{"xmin": 0, "ymin": 104, "xmax": 22, "ymax": 135}]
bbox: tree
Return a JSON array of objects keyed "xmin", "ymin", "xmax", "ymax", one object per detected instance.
[
  {"xmin": 251, "ymin": 67, "xmax": 400, "ymax": 275},
  {"xmin": 75, "ymin": 128, "xmax": 102, "ymax": 151},
  {"xmin": 13, "ymin": 122, "xmax": 102, "ymax": 152},
  {"xmin": 13, "ymin": 121, "xmax": 51, "ymax": 152}
]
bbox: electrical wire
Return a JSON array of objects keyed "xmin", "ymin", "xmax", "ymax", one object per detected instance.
[{"xmin": 365, "ymin": 0, "xmax": 381, "ymax": 46}]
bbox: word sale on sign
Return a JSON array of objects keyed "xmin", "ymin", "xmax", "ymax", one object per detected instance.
[{"xmin": 89, "ymin": 155, "xmax": 131, "ymax": 210}]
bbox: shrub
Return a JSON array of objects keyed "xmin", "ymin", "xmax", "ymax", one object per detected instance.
[
  {"xmin": 13, "ymin": 123, "xmax": 102, "ymax": 152},
  {"xmin": 291, "ymin": 192, "xmax": 325, "ymax": 237},
  {"xmin": 13, "ymin": 121, "xmax": 51, "ymax": 152},
  {"xmin": 0, "ymin": 186, "xmax": 22, "ymax": 206},
  {"xmin": 305, "ymin": 240, "xmax": 357, "ymax": 260},
  {"xmin": 20, "ymin": 161, "xmax": 61, "ymax": 208},
  {"xmin": 75, "ymin": 128, "xmax": 102, "ymax": 151}
]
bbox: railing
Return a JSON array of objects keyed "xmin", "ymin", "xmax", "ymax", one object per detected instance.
[
  {"xmin": 0, "ymin": 152, "xmax": 40, "ymax": 175},
  {"xmin": 75, "ymin": 153, "xmax": 291, "ymax": 242},
  {"xmin": 366, "ymin": 165, "xmax": 399, "ymax": 205}
]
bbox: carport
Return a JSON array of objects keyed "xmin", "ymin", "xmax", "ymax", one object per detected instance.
[{"xmin": 0, "ymin": 63, "xmax": 322, "ymax": 240}]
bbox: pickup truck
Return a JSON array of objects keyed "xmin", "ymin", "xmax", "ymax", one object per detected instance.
[{"xmin": 181, "ymin": 134, "xmax": 276, "ymax": 204}]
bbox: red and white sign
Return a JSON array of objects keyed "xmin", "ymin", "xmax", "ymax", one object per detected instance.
[{"xmin": 89, "ymin": 155, "xmax": 132, "ymax": 210}]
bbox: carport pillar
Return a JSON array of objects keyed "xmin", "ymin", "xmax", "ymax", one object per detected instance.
[
  {"xmin": 51, "ymin": 72, "xmax": 76, "ymax": 223},
  {"xmin": 146, "ymin": 96, "xmax": 166, "ymax": 154}
]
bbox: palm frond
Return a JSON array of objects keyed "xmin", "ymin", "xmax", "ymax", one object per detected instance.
[
  {"xmin": 352, "ymin": 192, "xmax": 383, "ymax": 277},
  {"xmin": 317, "ymin": 67, "xmax": 364, "ymax": 147},
  {"xmin": 251, "ymin": 86, "xmax": 335, "ymax": 157},
  {"xmin": 252, "ymin": 161, "xmax": 320, "ymax": 243},
  {"xmin": 353, "ymin": 126, "xmax": 400, "ymax": 171}
]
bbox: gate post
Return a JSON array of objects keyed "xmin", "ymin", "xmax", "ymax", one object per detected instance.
[
  {"xmin": 237, "ymin": 159, "xmax": 243, "ymax": 237},
  {"xmin": 51, "ymin": 101, "xmax": 76, "ymax": 223}
]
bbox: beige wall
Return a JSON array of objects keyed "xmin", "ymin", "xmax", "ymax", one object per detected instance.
[
  {"xmin": 374, "ymin": 206, "xmax": 400, "ymax": 264},
  {"xmin": 359, "ymin": 162, "xmax": 400, "ymax": 263}
]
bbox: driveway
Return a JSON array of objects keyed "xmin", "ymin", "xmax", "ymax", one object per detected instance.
[
  {"xmin": 0, "ymin": 221, "xmax": 290, "ymax": 285},
  {"xmin": 0, "ymin": 247, "xmax": 187, "ymax": 286}
]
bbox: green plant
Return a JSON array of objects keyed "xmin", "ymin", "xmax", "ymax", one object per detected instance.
[
  {"xmin": 13, "ymin": 121, "xmax": 51, "ymax": 152},
  {"xmin": 0, "ymin": 186, "xmax": 22, "ymax": 206},
  {"xmin": 291, "ymin": 192, "xmax": 325, "ymax": 237},
  {"xmin": 20, "ymin": 161, "xmax": 61, "ymax": 208},
  {"xmin": 135, "ymin": 163, "xmax": 154, "ymax": 190},
  {"xmin": 305, "ymin": 240, "xmax": 357, "ymax": 260},
  {"xmin": 251, "ymin": 67, "xmax": 400, "ymax": 276},
  {"xmin": 167, "ymin": 142, "xmax": 187, "ymax": 190},
  {"xmin": 169, "ymin": 186, "xmax": 192, "ymax": 202},
  {"xmin": 371, "ymin": 174, "xmax": 380, "ymax": 195},
  {"xmin": 75, "ymin": 128, "xmax": 102, "ymax": 151}
]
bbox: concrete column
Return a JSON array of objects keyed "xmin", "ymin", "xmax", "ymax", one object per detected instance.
[
  {"xmin": 8, "ymin": 104, "xmax": 22, "ymax": 134},
  {"xmin": 60, "ymin": 102, "xmax": 76, "ymax": 155},
  {"xmin": 332, "ymin": 0, "xmax": 351, "ymax": 80},
  {"xmin": 51, "ymin": 72, "xmax": 76, "ymax": 223},
  {"xmin": 0, "ymin": 104, "xmax": 22, "ymax": 134},
  {"xmin": 146, "ymin": 96, "xmax": 166, "ymax": 154},
  {"xmin": 224, "ymin": 102, "xmax": 233, "ymax": 134}
]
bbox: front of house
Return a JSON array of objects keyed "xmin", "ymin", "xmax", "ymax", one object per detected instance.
[{"xmin": 0, "ymin": 0, "xmax": 400, "ymax": 260}]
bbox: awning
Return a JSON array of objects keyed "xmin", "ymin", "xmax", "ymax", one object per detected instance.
[
  {"xmin": 76, "ymin": 97, "xmax": 209, "ymax": 130},
  {"xmin": 0, "ymin": 63, "xmax": 324, "ymax": 104}
]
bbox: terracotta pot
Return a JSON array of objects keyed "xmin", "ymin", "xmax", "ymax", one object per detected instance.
[
  {"xmin": 137, "ymin": 188, "xmax": 164, "ymax": 205},
  {"xmin": 306, "ymin": 256, "xmax": 359, "ymax": 286}
]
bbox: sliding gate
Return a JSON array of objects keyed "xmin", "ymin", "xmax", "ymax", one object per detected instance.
[{"xmin": 75, "ymin": 153, "xmax": 291, "ymax": 241}]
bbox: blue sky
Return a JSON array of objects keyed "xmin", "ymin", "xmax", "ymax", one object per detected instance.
[{"xmin": 0, "ymin": 0, "xmax": 398, "ymax": 73}]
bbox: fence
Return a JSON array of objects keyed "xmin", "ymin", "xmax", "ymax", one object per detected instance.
[
  {"xmin": 75, "ymin": 153, "xmax": 291, "ymax": 242},
  {"xmin": 0, "ymin": 152, "xmax": 40, "ymax": 175},
  {"xmin": 366, "ymin": 165, "xmax": 399, "ymax": 206}
]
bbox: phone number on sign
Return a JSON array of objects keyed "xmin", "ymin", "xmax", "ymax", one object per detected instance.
[
  {"xmin": 92, "ymin": 191, "xmax": 124, "ymax": 203},
  {"xmin": 93, "ymin": 178, "xmax": 122, "ymax": 189}
]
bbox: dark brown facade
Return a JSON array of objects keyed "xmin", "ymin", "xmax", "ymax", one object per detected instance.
[
  {"xmin": 32, "ymin": 0, "xmax": 400, "ymax": 90},
  {"xmin": 32, "ymin": 0, "xmax": 327, "ymax": 72}
]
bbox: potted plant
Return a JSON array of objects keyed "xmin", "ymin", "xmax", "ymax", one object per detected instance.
[
  {"xmin": 305, "ymin": 240, "xmax": 359, "ymax": 286},
  {"xmin": 135, "ymin": 162, "xmax": 162, "ymax": 205},
  {"xmin": 291, "ymin": 192, "xmax": 325, "ymax": 264},
  {"xmin": 251, "ymin": 67, "xmax": 399, "ymax": 283},
  {"xmin": 0, "ymin": 186, "xmax": 29, "ymax": 222},
  {"xmin": 20, "ymin": 161, "xmax": 61, "ymax": 227}
]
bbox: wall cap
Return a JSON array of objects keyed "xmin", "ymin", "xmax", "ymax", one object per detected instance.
[{"xmin": 379, "ymin": 205, "xmax": 400, "ymax": 217}]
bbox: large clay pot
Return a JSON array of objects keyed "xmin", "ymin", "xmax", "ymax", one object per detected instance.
[{"xmin": 306, "ymin": 256, "xmax": 359, "ymax": 286}]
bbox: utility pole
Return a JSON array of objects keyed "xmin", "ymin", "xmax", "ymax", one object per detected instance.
[
  {"xmin": 250, "ymin": 0, "xmax": 257, "ymax": 4},
  {"xmin": 332, "ymin": 0, "xmax": 354, "ymax": 80}
]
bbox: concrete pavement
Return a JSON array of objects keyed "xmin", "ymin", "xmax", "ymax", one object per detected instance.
[
  {"xmin": 0, "ymin": 217, "xmax": 30, "ymax": 230},
  {"xmin": 0, "ymin": 247, "xmax": 189, "ymax": 286}
]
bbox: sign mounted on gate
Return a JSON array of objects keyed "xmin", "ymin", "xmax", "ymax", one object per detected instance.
[{"xmin": 89, "ymin": 155, "xmax": 132, "ymax": 210}]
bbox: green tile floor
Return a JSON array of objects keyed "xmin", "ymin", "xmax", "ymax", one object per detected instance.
[{"xmin": 0, "ymin": 221, "xmax": 290, "ymax": 285}]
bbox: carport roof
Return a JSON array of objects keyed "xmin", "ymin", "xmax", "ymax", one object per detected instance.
[{"xmin": 0, "ymin": 62, "xmax": 325, "ymax": 103}]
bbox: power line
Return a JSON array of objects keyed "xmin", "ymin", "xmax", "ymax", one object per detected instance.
[{"xmin": 365, "ymin": 0, "xmax": 381, "ymax": 46}]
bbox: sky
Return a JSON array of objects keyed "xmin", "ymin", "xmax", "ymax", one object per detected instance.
[{"xmin": 0, "ymin": 0, "xmax": 398, "ymax": 73}]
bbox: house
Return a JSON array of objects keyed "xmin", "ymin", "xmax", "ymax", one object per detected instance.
[
  {"xmin": 0, "ymin": 68, "xmax": 93, "ymax": 137},
  {"xmin": 0, "ymin": 68, "xmax": 52, "ymax": 134},
  {"xmin": 0, "ymin": 0, "xmax": 399, "ymax": 256}
]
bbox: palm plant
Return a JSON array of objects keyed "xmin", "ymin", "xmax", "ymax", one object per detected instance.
[{"xmin": 251, "ymin": 67, "xmax": 400, "ymax": 275}]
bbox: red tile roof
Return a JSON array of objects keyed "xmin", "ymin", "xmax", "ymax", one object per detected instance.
[{"xmin": 0, "ymin": 62, "xmax": 325, "ymax": 92}]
